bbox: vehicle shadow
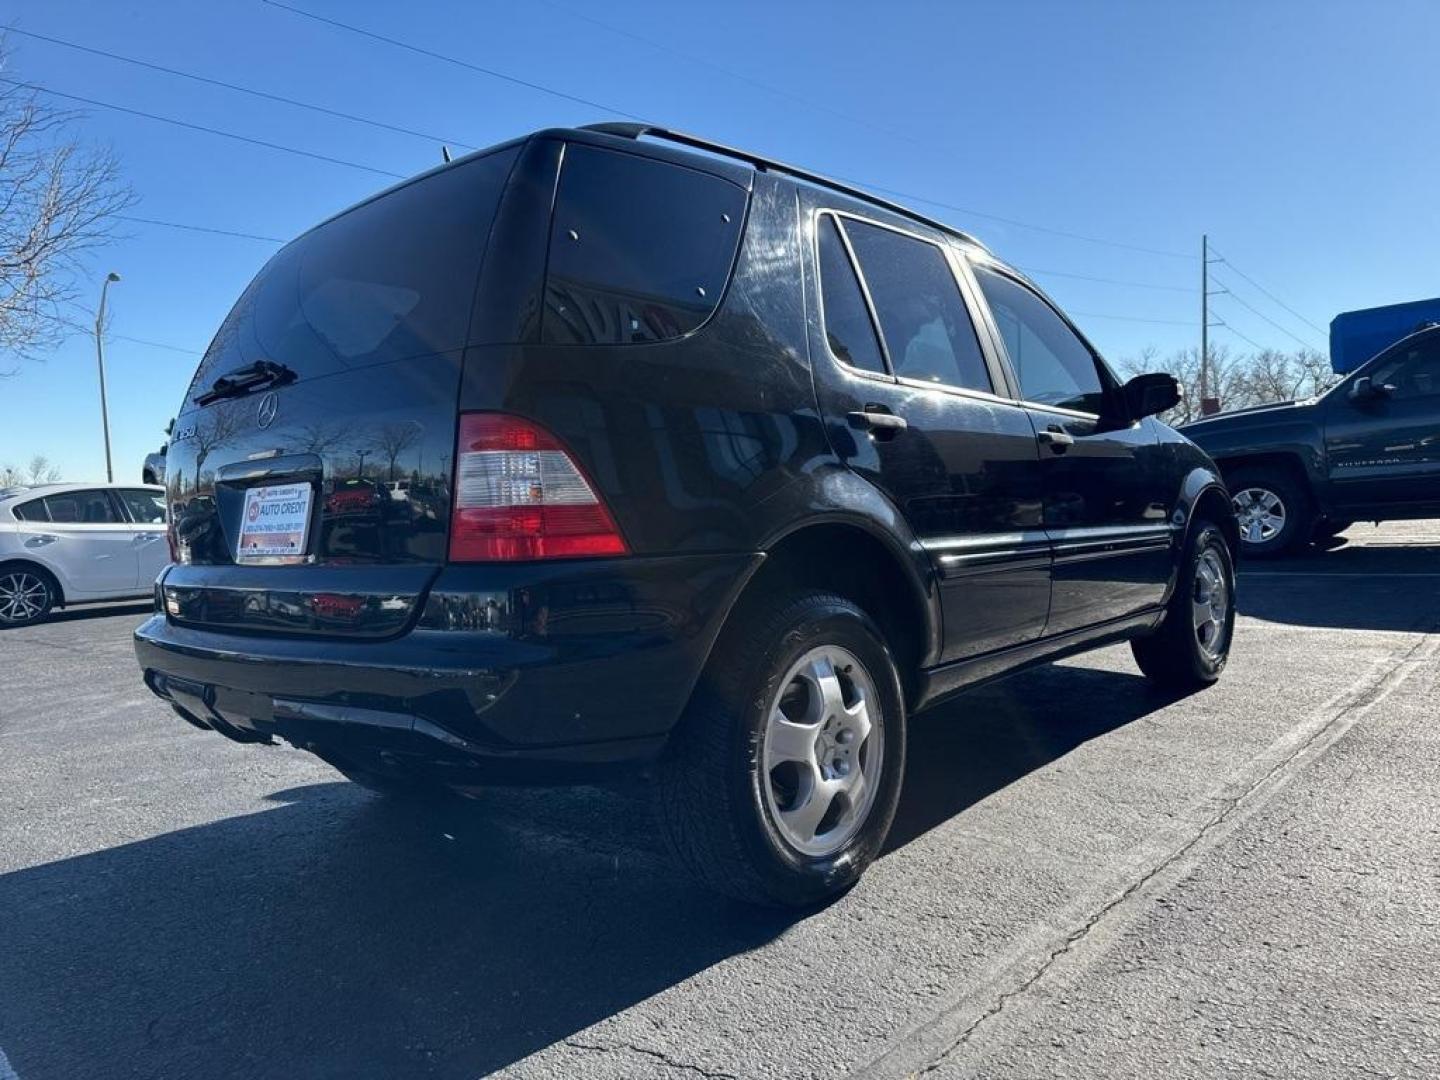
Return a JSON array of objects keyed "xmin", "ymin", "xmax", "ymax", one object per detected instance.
[
  {"xmin": 0, "ymin": 663, "xmax": 1170, "ymax": 1080},
  {"xmin": 0, "ymin": 600, "xmax": 153, "ymax": 629},
  {"xmin": 1236, "ymin": 539, "xmax": 1440, "ymax": 632}
]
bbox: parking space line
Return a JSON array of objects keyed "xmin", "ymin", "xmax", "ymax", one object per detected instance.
[{"xmin": 1240, "ymin": 571, "xmax": 1440, "ymax": 579}]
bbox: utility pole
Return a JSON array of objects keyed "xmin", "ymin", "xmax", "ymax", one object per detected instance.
[
  {"xmin": 1198, "ymin": 237, "xmax": 1226, "ymax": 416},
  {"xmin": 94, "ymin": 271, "xmax": 121, "ymax": 483},
  {"xmin": 1200, "ymin": 234, "xmax": 1208, "ymax": 410}
]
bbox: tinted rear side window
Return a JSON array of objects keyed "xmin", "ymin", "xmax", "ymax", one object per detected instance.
[
  {"xmin": 12, "ymin": 498, "xmax": 47, "ymax": 522},
  {"xmin": 188, "ymin": 146, "xmax": 520, "ymax": 403},
  {"xmin": 43, "ymin": 491, "xmax": 118, "ymax": 524},
  {"xmin": 817, "ymin": 214, "xmax": 886, "ymax": 374},
  {"xmin": 543, "ymin": 144, "xmax": 748, "ymax": 345},
  {"xmin": 842, "ymin": 220, "xmax": 992, "ymax": 393}
]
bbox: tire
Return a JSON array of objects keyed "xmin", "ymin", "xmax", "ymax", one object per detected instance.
[
  {"xmin": 1227, "ymin": 465, "xmax": 1313, "ymax": 558},
  {"xmin": 655, "ymin": 591, "xmax": 907, "ymax": 907},
  {"xmin": 0, "ymin": 564, "xmax": 57, "ymax": 627},
  {"xmin": 1132, "ymin": 521, "xmax": 1235, "ymax": 690}
]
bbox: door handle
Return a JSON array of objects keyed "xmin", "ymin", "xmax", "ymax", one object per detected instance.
[
  {"xmin": 1037, "ymin": 427, "xmax": 1075, "ymax": 453},
  {"xmin": 847, "ymin": 406, "xmax": 908, "ymax": 439}
]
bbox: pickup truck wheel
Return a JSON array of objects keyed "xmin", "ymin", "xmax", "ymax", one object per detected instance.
[
  {"xmin": 0, "ymin": 565, "xmax": 56, "ymax": 627},
  {"xmin": 1132, "ymin": 521, "xmax": 1235, "ymax": 689},
  {"xmin": 1227, "ymin": 466, "xmax": 1312, "ymax": 557},
  {"xmin": 655, "ymin": 591, "xmax": 906, "ymax": 907}
]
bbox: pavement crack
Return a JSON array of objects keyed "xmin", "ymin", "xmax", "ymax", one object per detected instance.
[
  {"xmin": 904, "ymin": 625, "xmax": 1440, "ymax": 1078},
  {"xmin": 563, "ymin": 1037, "xmax": 739, "ymax": 1079}
]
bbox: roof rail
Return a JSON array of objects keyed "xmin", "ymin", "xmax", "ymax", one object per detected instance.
[{"xmin": 579, "ymin": 123, "xmax": 987, "ymax": 251}]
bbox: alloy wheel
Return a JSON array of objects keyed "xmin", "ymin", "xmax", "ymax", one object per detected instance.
[
  {"xmin": 1233, "ymin": 486, "xmax": 1286, "ymax": 546},
  {"xmin": 761, "ymin": 644, "xmax": 882, "ymax": 858},
  {"xmin": 1191, "ymin": 547, "xmax": 1230, "ymax": 660},
  {"xmin": 0, "ymin": 571, "xmax": 49, "ymax": 625}
]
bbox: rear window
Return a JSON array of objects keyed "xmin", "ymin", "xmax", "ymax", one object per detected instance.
[
  {"xmin": 543, "ymin": 144, "xmax": 748, "ymax": 345},
  {"xmin": 188, "ymin": 146, "xmax": 520, "ymax": 403},
  {"xmin": 27, "ymin": 491, "xmax": 120, "ymax": 524}
]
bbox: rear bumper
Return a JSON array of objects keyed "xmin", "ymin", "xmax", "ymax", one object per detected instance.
[{"xmin": 134, "ymin": 552, "xmax": 761, "ymax": 783}]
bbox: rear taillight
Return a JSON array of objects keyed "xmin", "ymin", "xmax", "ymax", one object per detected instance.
[{"xmin": 449, "ymin": 413, "xmax": 627, "ymax": 562}]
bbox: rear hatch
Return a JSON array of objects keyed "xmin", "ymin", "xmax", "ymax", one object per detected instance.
[{"xmin": 162, "ymin": 144, "xmax": 522, "ymax": 637}]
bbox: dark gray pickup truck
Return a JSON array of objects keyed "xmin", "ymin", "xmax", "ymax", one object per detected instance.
[{"xmin": 1183, "ymin": 324, "xmax": 1440, "ymax": 556}]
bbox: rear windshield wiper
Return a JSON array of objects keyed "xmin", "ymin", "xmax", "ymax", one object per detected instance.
[{"xmin": 195, "ymin": 359, "xmax": 297, "ymax": 406}]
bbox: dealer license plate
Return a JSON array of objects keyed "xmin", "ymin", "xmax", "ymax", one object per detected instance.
[{"xmin": 236, "ymin": 483, "xmax": 313, "ymax": 564}]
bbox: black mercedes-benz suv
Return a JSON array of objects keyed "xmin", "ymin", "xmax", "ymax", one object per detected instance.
[{"xmin": 135, "ymin": 124, "xmax": 1237, "ymax": 906}]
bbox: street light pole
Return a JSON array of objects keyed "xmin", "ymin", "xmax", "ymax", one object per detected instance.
[{"xmin": 94, "ymin": 272, "xmax": 121, "ymax": 483}]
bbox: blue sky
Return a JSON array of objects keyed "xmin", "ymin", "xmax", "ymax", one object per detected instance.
[{"xmin": 3, "ymin": 0, "xmax": 1437, "ymax": 482}]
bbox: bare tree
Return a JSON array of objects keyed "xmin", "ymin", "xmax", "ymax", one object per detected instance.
[
  {"xmin": 1, "ymin": 464, "xmax": 23, "ymax": 487},
  {"xmin": 0, "ymin": 40, "xmax": 134, "ymax": 370},
  {"xmin": 290, "ymin": 420, "xmax": 350, "ymax": 457},
  {"xmin": 26, "ymin": 454, "xmax": 59, "ymax": 484},
  {"xmin": 1120, "ymin": 343, "xmax": 1242, "ymax": 425},
  {"xmin": 374, "ymin": 422, "xmax": 421, "ymax": 481},
  {"xmin": 190, "ymin": 401, "xmax": 245, "ymax": 489},
  {"xmin": 1120, "ymin": 344, "xmax": 1337, "ymax": 424}
]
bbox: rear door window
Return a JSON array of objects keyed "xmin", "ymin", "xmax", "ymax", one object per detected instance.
[
  {"xmin": 42, "ymin": 491, "xmax": 120, "ymax": 524},
  {"xmin": 973, "ymin": 265, "xmax": 1107, "ymax": 414},
  {"xmin": 816, "ymin": 214, "xmax": 886, "ymax": 374},
  {"xmin": 12, "ymin": 498, "xmax": 48, "ymax": 522},
  {"xmin": 188, "ymin": 146, "xmax": 520, "ymax": 403},
  {"xmin": 543, "ymin": 144, "xmax": 748, "ymax": 345},
  {"xmin": 841, "ymin": 219, "xmax": 992, "ymax": 393}
]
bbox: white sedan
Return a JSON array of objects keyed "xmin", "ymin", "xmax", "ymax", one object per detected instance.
[{"xmin": 0, "ymin": 483, "xmax": 168, "ymax": 626}]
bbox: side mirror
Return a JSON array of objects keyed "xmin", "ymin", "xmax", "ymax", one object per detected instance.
[
  {"xmin": 1122, "ymin": 372, "xmax": 1181, "ymax": 419},
  {"xmin": 1349, "ymin": 375, "xmax": 1395, "ymax": 402}
]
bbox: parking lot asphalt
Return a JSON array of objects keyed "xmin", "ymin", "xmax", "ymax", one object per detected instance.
[{"xmin": 1, "ymin": 523, "xmax": 1438, "ymax": 1080}]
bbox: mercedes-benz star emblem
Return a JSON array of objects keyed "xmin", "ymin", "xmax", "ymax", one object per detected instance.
[{"xmin": 257, "ymin": 391, "xmax": 279, "ymax": 429}]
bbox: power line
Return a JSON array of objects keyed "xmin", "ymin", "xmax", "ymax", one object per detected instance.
[
  {"xmin": 1207, "ymin": 244, "xmax": 1328, "ymax": 336},
  {"xmin": 259, "ymin": 0, "xmax": 1191, "ymax": 259},
  {"xmin": 260, "ymin": 0, "xmax": 647, "ymax": 122},
  {"xmin": 1070, "ymin": 311, "xmax": 1198, "ymax": 326},
  {"xmin": 6, "ymin": 27, "xmax": 479, "ymax": 150},
  {"xmin": 1, "ymin": 79, "xmax": 407, "ymax": 179},
  {"xmin": 112, "ymin": 334, "xmax": 204, "ymax": 355},
  {"xmin": 1213, "ymin": 320, "xmax": 1267, "ymax": 352},
  {"xmin": 840, "ymin": 175, "xmax": 1194, "ymax": 259},
  {"xmin": 1211, "ymin": 275, "xmax": 1323, "ymax": 350},
  {"xmin": 1018, "ymin": 265, "xmax": 1195, "ymax": 292},
  {"xmin": 533, "ymin": 0, "xmax": 930, "ymax": 150},
  {"xmin": 119, "ymin": 215, "xmax": 285, "ymax": 243}
]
